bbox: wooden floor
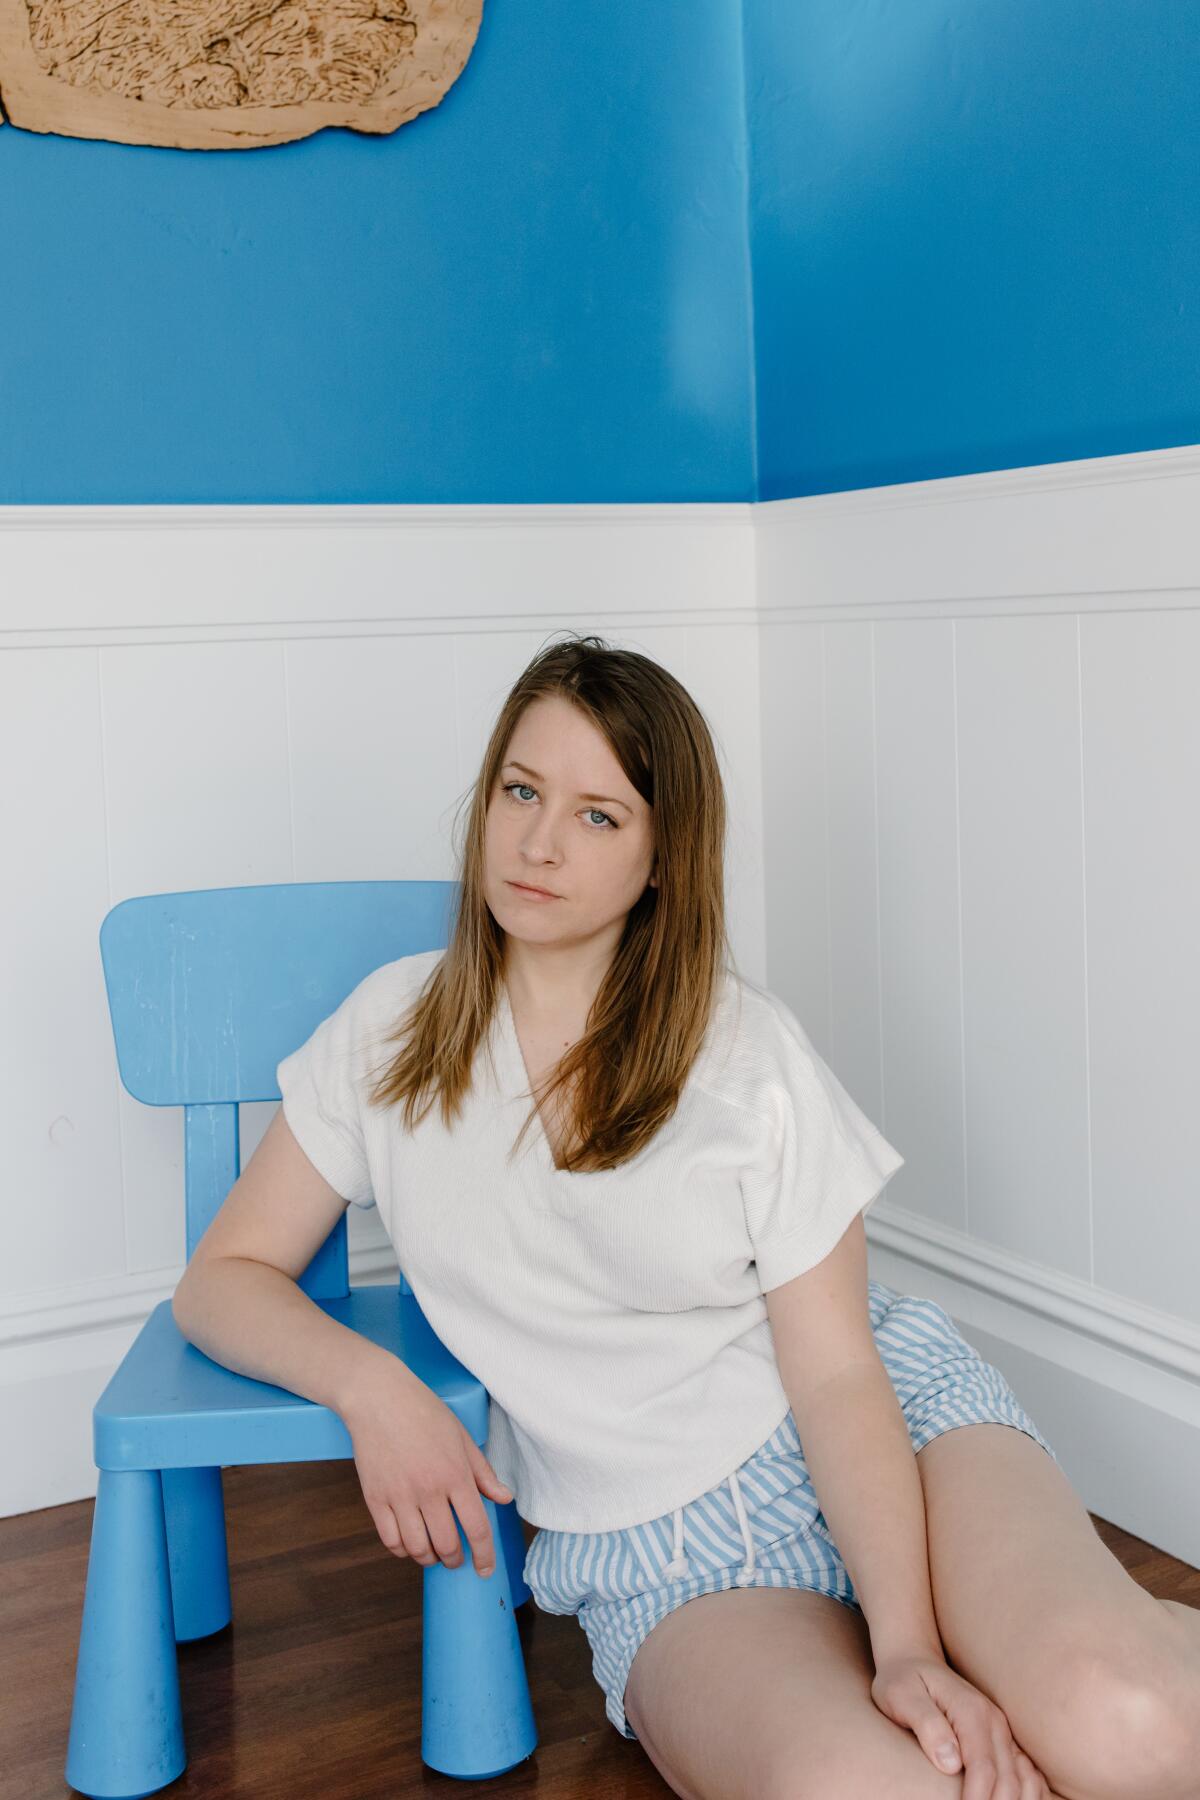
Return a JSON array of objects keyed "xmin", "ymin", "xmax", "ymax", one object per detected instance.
[{"xmin": 6, "ymin": 1457, "xmax": 1199, "ymax": 1800}]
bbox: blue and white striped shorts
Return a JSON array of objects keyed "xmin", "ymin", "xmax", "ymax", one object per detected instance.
[{"xmin": 521, "ymin": 1280, "xmax": 1059, "ymax": 1742}]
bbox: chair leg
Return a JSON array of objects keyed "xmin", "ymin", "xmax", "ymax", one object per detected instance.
[
  {"xmin": 420, "ymin": 1494, "xmax": 538, "ymax": 1778},
  {"xmin": 162, "ymin": 1466, "xmax": 232, "ymax": 1642},
  {"xmin": 495, "ymin": 1495, "xmax": 532, "ymax": 1609},
  {"xmin": 66, "ymin": 1468, "xmax": 186, "ymax": 1799}
]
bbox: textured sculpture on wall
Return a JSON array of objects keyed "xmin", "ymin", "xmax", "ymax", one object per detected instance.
[{"xmin": 0, "ymin": 0, "xmax": 483, "ymax": 148}]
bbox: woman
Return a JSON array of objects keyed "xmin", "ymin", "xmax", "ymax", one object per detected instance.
[{"xmin": 175, "ymin": 635, "xmax": 1199, "ymax": 1800}]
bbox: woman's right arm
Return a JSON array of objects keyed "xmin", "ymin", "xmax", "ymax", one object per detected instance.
[{"xmin": 171, "ymin": 1108, "xmax": 513, "ymax": 1577}]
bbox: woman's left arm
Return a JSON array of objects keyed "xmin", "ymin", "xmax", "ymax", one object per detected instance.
[
  {"xmin": 762, "ymin": 1212, "xmax": 943, "ymax": 1664},
  {"xmin": 785, "ymin": 1356, "xmax": 943, "ymax": 1664},
  {"xmin": 766, "ymin": 1226, "xmax": 1052, "ymax": 1788}
]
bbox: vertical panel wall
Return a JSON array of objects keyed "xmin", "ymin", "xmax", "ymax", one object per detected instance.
[{"xmin": 756, "ymin": 448, "xmax": 1200, "ymax": 1563}]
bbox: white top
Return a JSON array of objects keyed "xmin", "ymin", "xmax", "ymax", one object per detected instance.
[{"xmin": 276, "ymin": 948, "xmax": 905, "ymax": 1532}]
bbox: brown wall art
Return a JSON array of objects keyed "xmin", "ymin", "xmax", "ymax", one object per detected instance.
[{"xmin": 0, "ymin": 0, "xmax": 483, "ymax": 149}]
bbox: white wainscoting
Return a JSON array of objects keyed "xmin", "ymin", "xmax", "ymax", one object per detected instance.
[
  {"xmin": 3, "ymin": 457, "xmax": 1198, "ymax": 1569},
  {"xmin": 757, "ymin": 444, "xmax": 1200, "ymax": 1565}
]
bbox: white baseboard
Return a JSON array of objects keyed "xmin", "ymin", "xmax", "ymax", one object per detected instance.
[
  {"xmin": 867, "ymin": 1201, "xmax": 1200, "ymax": 1567},
  {"xmin": 8, "ymin": 1210, "xmax": 1199, "ymax": 1569}
]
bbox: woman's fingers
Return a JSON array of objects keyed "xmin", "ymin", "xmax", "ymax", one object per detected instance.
[
  {"xmin": 386, "ymin": 1492, "xmax": 497, "ymax": 1578},
  {"xmin": 370, "ymin": 1502, "xmax": 404, "ymax": 1553},
  {"xmin": 449, "ymin": 1481, "xmax": 499, "ymax": 1577},
  {"xmin": 921, "ymin": 1662, "xmax": 1042, "ymax": 1797},
  {"xmin": 876, "ymin": 1654, "xmax": 1054, "ymax": 1797},
  {"xmin": 393, "ymin": 1502, "xmax": 436, "ymax": 1564},
  {"xmin": 956, "ymin": 1715, "xmax": 1029, "ymax": 1799},
  {"xmin": 415, "ymin": 1494, "xmax": 464, "ymax": 1567},
  {"xmin": 418, "ymin": 1492, "xmax": 498, "ymax": 1577},
  {"xmin": 993, "ymin": 1726, "xmax": 1054, "ymax": 1798},
  {"xmin": 1013, "ymin": 1742, "xmax": 1053, "ymax": 1796}
]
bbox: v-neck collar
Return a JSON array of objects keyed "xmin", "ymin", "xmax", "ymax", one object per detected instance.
[
  {"xmin": 496, "ymin": 981, "xmax": 582, "ymax": 1182},
  {"xmin": 493, "ymin": 970, "xmax": 724, "ymax": 1196}
]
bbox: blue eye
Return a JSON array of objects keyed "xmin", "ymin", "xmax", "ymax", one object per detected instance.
[{"xmin": 501, "ymin": 782, "xmax": 617, "ymax": 830}]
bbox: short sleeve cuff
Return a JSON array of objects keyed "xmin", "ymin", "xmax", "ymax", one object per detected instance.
[
  {"xmin": 753, "ymin": 1134, "xmax": 904, "ymax": 1293},
  {"xmin": 277, "ymin": 1060, "xmax": 375, "ymax": 1209}
]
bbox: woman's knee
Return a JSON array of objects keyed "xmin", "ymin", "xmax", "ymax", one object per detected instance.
[{"xmin": 1034, "ymin": 1642, "xmax": 1200, "ymax": 1800}]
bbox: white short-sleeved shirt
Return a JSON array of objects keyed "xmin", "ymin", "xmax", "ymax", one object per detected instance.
[{"xmin": 276, "ymin": 948, "xmax": 904, "ymax": 1532}]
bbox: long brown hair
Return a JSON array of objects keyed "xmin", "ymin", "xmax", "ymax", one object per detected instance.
[{"xmin": 365, "ymin": 632, "xmax": 737, "ymax": 1172}]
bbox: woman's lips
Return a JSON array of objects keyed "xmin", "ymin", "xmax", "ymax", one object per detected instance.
[{"xmin": 508, "ymin": 880, "xmax": 559, "ymax": 900}]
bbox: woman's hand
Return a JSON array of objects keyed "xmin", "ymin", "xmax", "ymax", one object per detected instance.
[
  {"xmin": 871, "ymin": 1652, "xmax": 1053, "ymax": 1796},
  {"xmin": 343, "ymin": 1361, "xmax": 515, "ymax": 1579}
]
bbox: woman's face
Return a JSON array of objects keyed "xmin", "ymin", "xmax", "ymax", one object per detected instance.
[{"xmin": 484, "ymin": 695, "xmax": 657, "ymax": 958}]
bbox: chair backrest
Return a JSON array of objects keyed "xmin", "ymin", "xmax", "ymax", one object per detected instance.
[{"xmin": 99, "ymin": 880, "xmax": 457, "ymax": 1299}]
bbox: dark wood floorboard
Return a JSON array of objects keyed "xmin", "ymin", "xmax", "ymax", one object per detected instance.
[{"xmin": 4, "ymin": 1458, "xmax": 1197, "ymax": 1799}]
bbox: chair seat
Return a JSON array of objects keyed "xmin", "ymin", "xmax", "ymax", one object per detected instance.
[{"xmin": 95, "ymin": 1286, "xmax": 487, "ymax": 1471}]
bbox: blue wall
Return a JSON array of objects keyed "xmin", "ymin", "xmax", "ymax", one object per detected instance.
[
  {"xmin": 5, "ymin": 2, "xmax": 1198, "ymax": 505},
  {"xmin": 0, "ymin": 2, "xmax": 755, "ymax": 503},
  {"xmin": 743, "ymin": 0, "xmax": 1200, "ymax": 500}
]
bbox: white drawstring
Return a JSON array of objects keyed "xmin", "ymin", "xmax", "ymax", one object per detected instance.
[
  {"xmin": 728, "ymin": 1468, "xmax": 758, "ymax": 1586},
  {"xmin": 662, "ymin": 1506, "xmax": 689, "ymax": 1580},
  {"xmin": 662, "ymin": 1469, "xmax": 757, "ymax": 1586}
]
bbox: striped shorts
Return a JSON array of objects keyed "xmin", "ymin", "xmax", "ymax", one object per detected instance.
[{"xmin": 521, "ymin": 1280, "xmax": 1059, "ymax": 1742}]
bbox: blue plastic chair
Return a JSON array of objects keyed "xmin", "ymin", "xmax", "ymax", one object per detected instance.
[{"xmin": 66, "ymin": 880, "xmax": 538, "ymax": 1797}]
